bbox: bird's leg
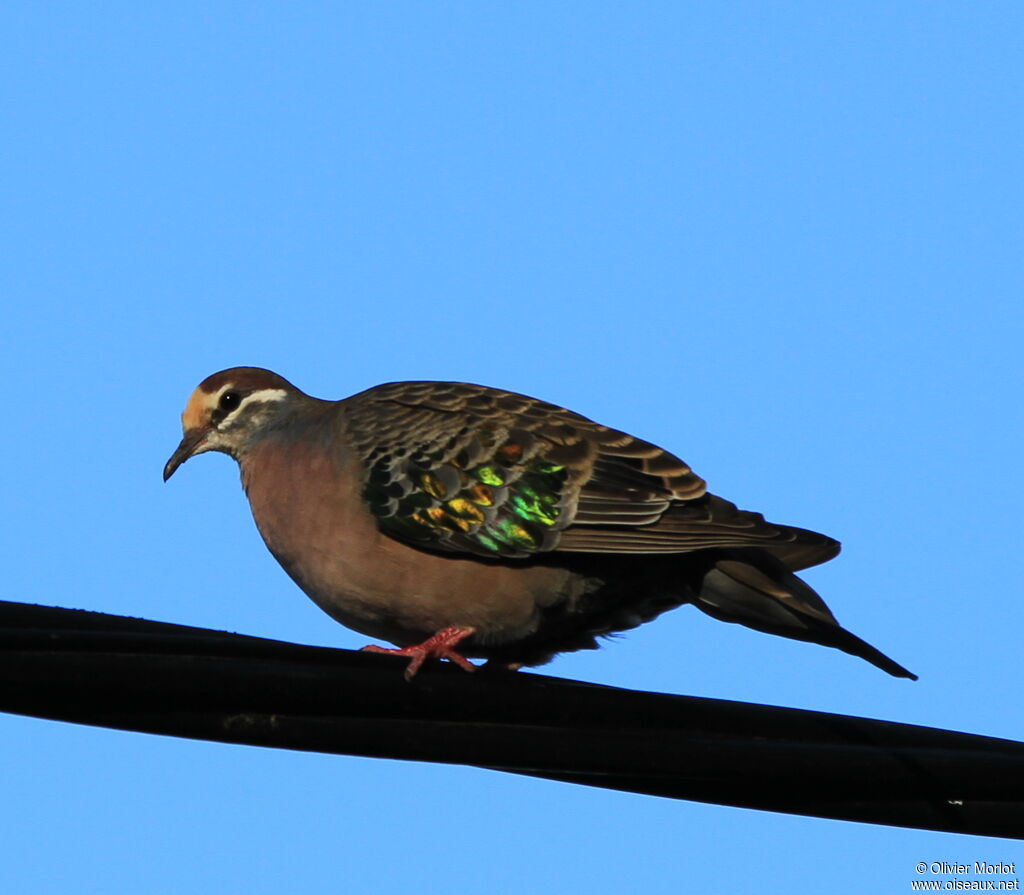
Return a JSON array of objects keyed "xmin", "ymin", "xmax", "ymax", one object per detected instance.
[{"xmin": 362, "ymin": 626, "xmax": 478, "ymax": 680}]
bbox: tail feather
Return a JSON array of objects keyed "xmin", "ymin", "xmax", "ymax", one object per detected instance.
[{"xmin": 694, "ymin": 553, "xmax": 917, "ymax": 680}]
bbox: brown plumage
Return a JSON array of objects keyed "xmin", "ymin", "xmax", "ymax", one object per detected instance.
[{"xmin": 164, "ymin": 367, "xmax": 916, "ymax": 680}]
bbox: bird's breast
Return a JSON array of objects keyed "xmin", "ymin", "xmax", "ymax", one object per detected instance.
[{"xmin": 239, "ymin": 434, "xmax": 579, "ymax": 648}]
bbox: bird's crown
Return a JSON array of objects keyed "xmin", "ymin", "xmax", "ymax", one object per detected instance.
[{"xmin": 183, "ymin": 367, "xmax": 297, "ymax": 428}]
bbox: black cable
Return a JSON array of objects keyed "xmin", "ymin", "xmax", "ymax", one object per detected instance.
[{"xmin": 0, "ymin": 600, "xmax": 1020, "ymax": 839}]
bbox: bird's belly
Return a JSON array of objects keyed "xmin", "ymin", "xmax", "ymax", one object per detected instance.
[
  {"xmin": 287, "ymin": 540, "xmax": 575, "ymax": 649},
  {"xmin": 242, "ymin": 443, "xmax": 577, "ymax": 648}
]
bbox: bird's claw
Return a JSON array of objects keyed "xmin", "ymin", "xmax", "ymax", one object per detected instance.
[{"xmin": 362, "ymin": 625, "xmax": 478, "ymax": 680}]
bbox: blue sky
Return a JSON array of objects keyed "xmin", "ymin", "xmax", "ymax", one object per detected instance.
[{"xmin": 2, "ymin": 2, "xmax": 1022, "ymax": 891}]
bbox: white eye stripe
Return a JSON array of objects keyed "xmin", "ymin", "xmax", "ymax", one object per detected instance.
[{"xmin": 215, "ymin": 387, "xmax": 288, "ymax": 425}]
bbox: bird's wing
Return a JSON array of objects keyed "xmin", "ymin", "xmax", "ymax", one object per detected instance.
[{"xmin": 344, "ymin": 382, "xmax": 838, "ymax": 570}]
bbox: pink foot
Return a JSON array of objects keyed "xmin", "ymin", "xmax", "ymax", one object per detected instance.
[{"xmin": 362, "ymin": 626, "xmax": 478, "ymax": 680}]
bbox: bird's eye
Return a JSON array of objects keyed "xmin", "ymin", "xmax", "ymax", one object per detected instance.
[{"xmin": 219, "ymin": 391, "xmax": 242, "ymax": 411}]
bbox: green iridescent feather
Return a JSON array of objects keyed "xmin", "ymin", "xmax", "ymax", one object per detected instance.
[{"xmin": 365, "ymin": 448, "xmax": 568, "ymax": 557}]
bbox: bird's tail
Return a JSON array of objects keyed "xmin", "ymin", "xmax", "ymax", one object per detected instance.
[{"xmin": 693, "ymin": 552, "xmax": 917, "ymax": 680}]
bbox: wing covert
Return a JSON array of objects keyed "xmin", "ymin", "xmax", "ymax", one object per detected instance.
[{"xmin": 343, "ymin": 381, "xmax": 836, "ymax": 570}]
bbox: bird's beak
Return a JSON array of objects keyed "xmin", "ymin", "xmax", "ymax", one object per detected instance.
[{"xmin": 163, "ymin": 428, "xmax": 209, "ymax": 482}]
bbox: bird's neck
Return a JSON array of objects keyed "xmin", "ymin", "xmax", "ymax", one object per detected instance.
[{"xmin": 237, "ymin": 398, "xmax": 348, "ymax": 492}]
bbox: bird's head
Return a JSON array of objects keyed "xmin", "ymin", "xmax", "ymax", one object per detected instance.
[{"xmin": 164, "ymin": 367, "xmax": 303, "ymax": 481}]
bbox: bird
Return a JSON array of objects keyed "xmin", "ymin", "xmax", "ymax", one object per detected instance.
[{"xmin": 164, "ymin": 367, "xmax": 916, "ymax": 681}]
